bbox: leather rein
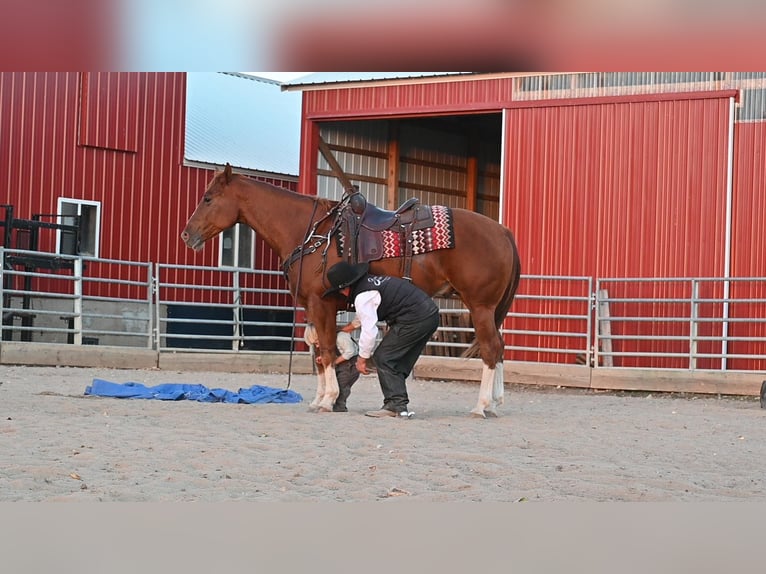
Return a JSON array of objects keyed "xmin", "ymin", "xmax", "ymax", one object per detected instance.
[{"xmin": 282, "ymin": 194, "xmax": 351, "ymax": 388}]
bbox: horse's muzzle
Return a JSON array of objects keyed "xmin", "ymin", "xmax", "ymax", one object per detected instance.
[{"xmin": 180, "ymin": 230, "xmax": 204, "ymax": 251}]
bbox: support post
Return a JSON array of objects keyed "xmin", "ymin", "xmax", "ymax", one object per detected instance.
[
  {"xmin": 73, "ymin": 257, "xmax": 83, "ymax": 345},
  {"xmin": 597, "ymin": 288, "xmax": 614, "ymax": 367}
]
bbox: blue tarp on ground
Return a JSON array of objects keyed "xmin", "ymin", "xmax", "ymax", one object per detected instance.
[{"xmin": 84, "ymin": 378, "xmax": 302, "ymax": 404}]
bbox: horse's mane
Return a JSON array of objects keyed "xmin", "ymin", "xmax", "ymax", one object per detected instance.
[
  {"xmin": 236, "ymin": 172, "xmax": 339, "ymax": 213},
  {"xmin": 315, "ymin": 197, "xmax": 338, "ymax": 212}
]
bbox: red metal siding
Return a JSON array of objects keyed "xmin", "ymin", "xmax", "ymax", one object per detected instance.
[
  {"xmin": 728, "ymin": 122, "xmax": 766, "ymax": 371},
  {"xmin": 732, "ymin": 122, "xmax": 766, "ymax": 278},
  {"xmin": 503, "ymin": 94, "xmax": 732, "ymax": 367},
  {"xmin": 303, "ymin": 78, "xmax": 514, "ymax": 120},
  {"xmin": 0, "ymin": 72, "xmax": 294, "ymax": 303},
  {"xmin": 79, "ymin": 72, "xmax": 139, "ymax": 152}
]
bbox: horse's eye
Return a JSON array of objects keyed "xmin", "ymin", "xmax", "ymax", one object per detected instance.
[{"xmin": 203, "ymin": 195, "xmax": 212, "ymax": 204}]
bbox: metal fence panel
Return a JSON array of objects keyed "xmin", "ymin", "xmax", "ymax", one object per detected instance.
[{"xmin": 4, "ymin": 248, "xmax": 765, "ymax": 373}]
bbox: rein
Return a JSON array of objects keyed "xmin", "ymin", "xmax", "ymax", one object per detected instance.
[
  {"xmin": 282, "ymin": 198, "xmax": 348, "ymax": 389},
  {"xmin": 282, "ymin": 193, "xmax": 354, "ymax": 390},
  {"xmin": 284, "ymin": 200, "xmax": 319, "ymax": 389}
]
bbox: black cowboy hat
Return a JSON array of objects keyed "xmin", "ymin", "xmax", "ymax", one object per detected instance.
[{"xmin": 322, "ymin": 261, "xmax": 369, "ymax": 297}]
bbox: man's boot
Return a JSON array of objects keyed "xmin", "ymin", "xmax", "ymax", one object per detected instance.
[{"xmin": 333, "ymin": 382, "xmax": 351, "ymax": 412}]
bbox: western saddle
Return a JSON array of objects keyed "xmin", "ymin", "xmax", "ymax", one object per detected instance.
[{"xmin": 339, "ymin": 187, "xmax": 434, "ymax": 281}]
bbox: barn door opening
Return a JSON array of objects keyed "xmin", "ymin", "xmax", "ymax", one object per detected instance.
[
  {"xmin": 315, "ymin": 114, "xmax": 503, "ymax": 220},
  {"xmin": 313, "ymin": 113, "xmax": 504, "ymax": 356}
]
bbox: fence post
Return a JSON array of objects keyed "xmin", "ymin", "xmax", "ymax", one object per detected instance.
[
  {"xmin": 73, "ymin": 257, "xmax": 83, "ymax": 345},
  {"xmin": 596, "ymin": 288, "xmax": 614, "ymax": 367},
  {"xmin": 689, "ymin": 279, "xmax": 699, "ymax": 371},
  {"xmin": 0, "ymin": 248, "xmax": 5, "ymax": 341},
  {"xmin": 154, "ymin": 264, "xmax": 161, "ymax": 351},
  {"xmin": 232, "ymin": 269, "xmax": 241, "ymax": 351},
  {"xmin": 147, "ymin": 263, "xmax": 155, "ymax": 349}
]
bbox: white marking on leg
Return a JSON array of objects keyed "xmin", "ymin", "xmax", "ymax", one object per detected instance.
[
  {"xmin": 308, "ymin": 370, "xmax": 326, "ymax": 412},
  {"xmin": 470, "ymin": 365, "xmax": 494, "ymax": 418},
  {"xmin": 318, "ymin": 364, "xmax": 339, "ymax": 412},
  {"xmin": 492, "ymin": 363, "xmax": 504, "ymax": 406},
  {"xmin": 483, "ymin": 365, "xmax": 504, "ymax": 418}
]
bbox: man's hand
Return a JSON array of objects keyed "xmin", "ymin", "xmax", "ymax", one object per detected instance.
[
  {"xmin": 356, "ymin": 356, "xmax": 369, "ymax": 375},
  {"xmin": 339, "ymin": 322, "xmax": 356, "ymax": 333}
]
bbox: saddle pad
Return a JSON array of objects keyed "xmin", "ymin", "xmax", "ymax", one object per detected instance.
[{"xmin": 381, "ymin": 205, "xmax": 455, "ymax": 258}]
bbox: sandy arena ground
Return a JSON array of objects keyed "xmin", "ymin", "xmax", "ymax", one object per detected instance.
[{"xmin": 1, "ymin": 364, "xmax": 765, "ymax": 502}]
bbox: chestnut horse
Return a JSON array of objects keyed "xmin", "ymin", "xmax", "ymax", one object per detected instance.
[{"xmin": 181, "ymin": 164, "xmax": 521, "ymax": 418}]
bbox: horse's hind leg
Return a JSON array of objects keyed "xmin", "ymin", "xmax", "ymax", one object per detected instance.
[
  {"xmin": 492, "ymin": 365, "xmax": 504, "ymax": 407},
  {"xmin": 468, "ymin": 307, "xmax": 504, "ymax": 419},
  {"xmin": 471, "ymin": 364, "xmax": 497, "ymax": 419}
]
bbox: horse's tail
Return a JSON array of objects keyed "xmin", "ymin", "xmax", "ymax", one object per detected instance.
[{"xmin": 461, "ymin": 229, "xmax": 521, "ymax": 359}]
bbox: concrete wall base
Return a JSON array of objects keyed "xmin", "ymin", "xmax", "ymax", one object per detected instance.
[{"xmin": 1, "ymin": 343, "xmax": 762, "ymax": 396}]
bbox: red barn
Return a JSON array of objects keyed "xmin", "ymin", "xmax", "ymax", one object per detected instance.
[
  {"xmin": 0, "ymin": 72, "xmax": 299, "ymax": 354},
  {"xmin": 284, "ymin": 72, "xmax": 766, "ymax": 387},
  {"xmin": 2, "ymin": 71, "xmax": 765, "ymax": 394}
]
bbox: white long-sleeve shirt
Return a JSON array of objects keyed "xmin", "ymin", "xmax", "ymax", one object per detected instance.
[{"xmin": 353, "ymin": 290, "xmax": 382, "ymax": 359}]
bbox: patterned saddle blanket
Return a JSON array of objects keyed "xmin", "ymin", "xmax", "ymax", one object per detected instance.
[{"xmin": 337, "ymin": 198, "xmax": 455, "ymax": 266}]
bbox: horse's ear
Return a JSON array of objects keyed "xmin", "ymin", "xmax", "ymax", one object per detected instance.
[{"xmin": 223, "ymin": 162, "xmax": 232, "ymax": 184}]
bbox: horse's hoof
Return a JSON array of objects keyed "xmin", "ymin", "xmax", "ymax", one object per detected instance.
[
  {"xmin": 469, "ymin": 409, "xmax": 486, "ymax": 419},
  {"xmin": 317, "ymin": 405, "xmax": 333, "ymax": 413},
  {"xmin": 307, "ymin": 404, "xmax": 320, "ymax": 413},
  {"xmin": 484, "ymin": 409, "xmax": 499, "ymax": 418}
]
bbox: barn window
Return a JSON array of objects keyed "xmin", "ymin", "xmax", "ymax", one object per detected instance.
[
  {"xmin": 57, "ymin": 199, "xmax": 100, "ymax": 257},
  {"xmin": 737, "ymin": 88, "xmax": 766, "ymax": 122},
  {"xmin": 220, "ymin": 223, "xmax": 254, "ymax": 268}
]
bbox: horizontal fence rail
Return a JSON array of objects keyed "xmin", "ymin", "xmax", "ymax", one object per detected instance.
[
  {"xmin": 428, "ymin": 275, "xmax": 593, "ymax": 365},
  {"xmin": 2, "ymin": 247, "xmax": 766, "ymax": 372},
  {"xmin": 155, "ymin": 263, "xmax": 299, "ymax": 353},
  {"xmin": 1, "ymin": 248, "xmax": 153, "ymax": 347},
  {"xmin": 595, "ymin": 277, "xmax": 766, "ymax": 372}
]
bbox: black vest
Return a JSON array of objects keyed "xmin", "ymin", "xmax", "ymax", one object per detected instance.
[{"xmin": 351, "ymin": 274, "xmax": 438, "ymax": 325}]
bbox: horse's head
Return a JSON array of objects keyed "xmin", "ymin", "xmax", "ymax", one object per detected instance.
[{"xmin": 181, "ymin": 163, "xmax": 241, "ymax": 251}]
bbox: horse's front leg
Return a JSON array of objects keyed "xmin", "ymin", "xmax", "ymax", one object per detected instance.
[
  {"xmin": 308, "ymin": 365, "xmax": 327, "ymax": 412},
  {"xmin": 307, "ymin": 352, "xmax": 340, "ymax": 412},
  {"xmin": 318, "ymin": 366, "xmax": 340, "ymax": 413},
  {"xmin": 317, "ymin": 341, "xmax": 340, "ymax": 413},
  {"xmin": 305, "ymin": 302, "xmax": 341, "ymax": 412}
]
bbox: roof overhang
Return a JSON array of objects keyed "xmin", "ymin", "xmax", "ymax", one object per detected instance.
[{"xmin": 280, "ymin": 72, "xmax": 531, "ymax": 92}]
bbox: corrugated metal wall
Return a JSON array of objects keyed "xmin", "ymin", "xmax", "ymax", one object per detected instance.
[
  {"xmin": 0, "ymin": 72, "xmax": 293, "ymax": 304},
  {"xmin": 503, "ymin": 94, "xmax": 733, "ymax": 368},
  {"xmin": 728, "ymin": 122, "xmax": 766, "ymax": 370},
  {"xmin": 300, "ymin": 73, "xmax": 766, "ymax": 371},
  {"xmin": 304, "ymin": 78, "xmax": 515, "ymax": 120}
]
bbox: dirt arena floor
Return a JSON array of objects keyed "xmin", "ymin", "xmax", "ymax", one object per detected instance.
[{"xmin": 2, "ymin": 364, "xmax": 765, "ymax": 502}]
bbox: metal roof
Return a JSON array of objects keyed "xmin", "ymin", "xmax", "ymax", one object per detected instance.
[
  {"xmin": 281, "ymin": 72, "xmax": 474, "ymax": 91},
  {"xmin": 184, "ymin": 72, "xmax": 302, "ymax": 177}
]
